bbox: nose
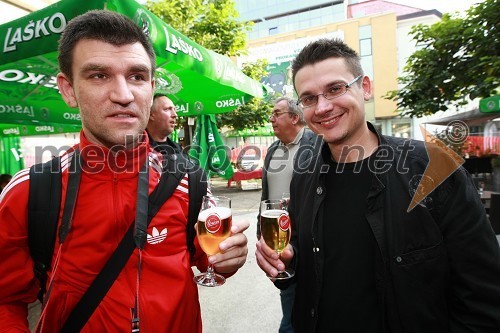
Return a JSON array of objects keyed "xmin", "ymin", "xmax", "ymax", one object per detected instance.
[
  {"xmin": 314, "ymin": 94, "xmax": 333, "ymax": 115},
  {"xmin": 109, "ymin": 77, "xmax": 134, "ymax": 105}
]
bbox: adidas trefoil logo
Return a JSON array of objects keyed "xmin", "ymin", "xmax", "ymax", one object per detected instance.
[{"xmin": 147, "ymin": 227, "xmax": 167, "ymax": 245}]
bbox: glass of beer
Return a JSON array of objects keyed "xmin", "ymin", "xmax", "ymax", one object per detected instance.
[
  {"xmin": 193, "ymin": 195, "xmax": 232, "ymax": 287},
  {"xmin": 260, "ymin": 199, "xmax": 294, "ymax": 280}
]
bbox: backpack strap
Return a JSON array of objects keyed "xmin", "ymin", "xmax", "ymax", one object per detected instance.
[
  {"xmin": 186, "ymin": 160, "xmax": 207, "ymax": 259},
  {"xmin": 28, "ymin": 156, "xmax": 62, "ymax": 302},
  {"xmin": 61, "ymin": 155, "xmax": 186, "ymax": 333},
  {"xmin": 162, "ymin": 153, "xmax": 208, "ymax": 259}
]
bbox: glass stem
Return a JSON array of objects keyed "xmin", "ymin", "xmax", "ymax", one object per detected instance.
[{"xmin": 206, "ymin": 263, "xmax": 215, "ymax": 279}]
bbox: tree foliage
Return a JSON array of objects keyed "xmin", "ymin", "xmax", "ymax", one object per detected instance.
[
  {"xmin": 385, "ymin": 0, "xmax": 499, "ymax": 118},
  {"xmin": 217, "ymin": 59, "xmax": 275, "ymax": 130},
  {"xmin": 146, "ymin": 0, "xmax": 271, "ymax": 135},
  {"xmin": 146, "ymin": 0, "xmax": 251, "ymax": 56}
]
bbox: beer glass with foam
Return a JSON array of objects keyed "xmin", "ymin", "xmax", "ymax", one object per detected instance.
[
  {"xmin": 260, "ymin": 199, "xmax": 294, "ymax": 279},
  {"xmin": 193, "ymin": 195, "xmax": 232, "ymax": 287}
]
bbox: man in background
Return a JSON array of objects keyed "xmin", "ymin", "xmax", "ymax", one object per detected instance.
[
  {"xmin": 147, "ymin": 93, "xmax": 182, "ymax": 154},
  {"xmin": 259, "ymin": 96, "xmax": 320, "ymax": 333}
]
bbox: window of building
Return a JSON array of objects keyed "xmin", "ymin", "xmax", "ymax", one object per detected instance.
[
  {"xmin": 359, "ymin": 25, "xmax": 372, "ymax": 39},
  {"xmin": 360, "ymin": 55, "xmax": 374, "ymax": 79},
  {"xmin": 391, "ymin": 120, "xmax": 412, "ymax": 138},
  {"xmin": 359, "ymin": 25, "xmax": 372, "ymax": 56},
  {"xmin": 360, "ymin": 38, "xmax": 372, "ymax": 56},
  {"xmin": 359, "ymin": 25, "xmax": 373, "ymax": 78}
]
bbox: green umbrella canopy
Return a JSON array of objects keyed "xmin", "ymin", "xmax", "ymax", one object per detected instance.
[
  {"xmin": 189, "ymin": 114, "xmax": 234, "ymax": 180},
  {"xmin": 0, "ymin": 136, "xmax": 24, "ymax": 174},
  {"xmin": 0, "ymin": 123, "xmax": 81, "ymax": 137},
  {"xmin": 0, "ymin": 0, "xmax": 266, "ymax": 133}
]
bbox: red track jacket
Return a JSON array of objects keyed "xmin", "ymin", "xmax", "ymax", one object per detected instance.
[{"xmin": 0, "ymin": 132, "xmax": 211, "ymax": 332}]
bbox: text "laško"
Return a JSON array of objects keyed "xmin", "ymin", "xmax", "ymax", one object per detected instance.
[
  {"xmin": 163, "ymin": 27, "xmax": 203, "ymax": 62},
  {"xmin": 3, "ymin": 13, "xmax": 67, "ymax": 53}
]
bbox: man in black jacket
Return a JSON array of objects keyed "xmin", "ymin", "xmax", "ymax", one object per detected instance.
[
  {"xmin": 255, "ymin": 38, "xmax": 500, "ymax": 332},
  {"xmin": 147, "ymin": 93, "xmax": 182, "ymax": 154},
  {"xmin": 259, "ymin": 96, "xmax": 320, "ymax": 333}
]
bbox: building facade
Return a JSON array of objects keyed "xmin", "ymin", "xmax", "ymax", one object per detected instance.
[{"xmin": 235, "ymin": 0, "xmax": 442, "ymax": 139}]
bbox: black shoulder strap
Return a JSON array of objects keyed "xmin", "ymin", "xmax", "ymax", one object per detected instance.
[
  {"xmin": 153, "ymin": 152, "xmax": 207, "ymax": 259},
  {"xmin": 61, "ymin": 156, "xmax": 186, "ymax": 333},
  {"xmin": 187, "ymin": 160, "xmax": 207, "ymax": 258},
  {"xmin": 28, "ymin": 156, "xmax": 62, "ymax": 302}
]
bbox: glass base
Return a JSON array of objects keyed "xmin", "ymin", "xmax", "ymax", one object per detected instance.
[
  {"xmin": 268, "ymin": 268, "xmax": 295, "ymax": 280},
  {"xmin": 194, "ymin": 272, "xmax": 226, "ymax": 287}
]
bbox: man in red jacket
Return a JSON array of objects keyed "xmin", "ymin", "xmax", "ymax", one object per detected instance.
[{"xmin": 0, "ymin": 10, "xmax": 249, "ymax": 332}]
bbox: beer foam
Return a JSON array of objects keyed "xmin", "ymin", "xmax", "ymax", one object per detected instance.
[
  {"xmin": 261, "ymin": 209, "xmax": 287, "ymax": 218},
  {"xmin": 198, "ymin": 207, "xmax": 232, "ymax": 221}
]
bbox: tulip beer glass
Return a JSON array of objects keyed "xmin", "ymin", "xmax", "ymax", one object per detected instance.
[
  {"xmin": 260, "ymin": 199, "xmax": 294, "ymax": 279},
  {"xmin": 193, "ymin": 195, "xmax": 232, "ymax": 287}
]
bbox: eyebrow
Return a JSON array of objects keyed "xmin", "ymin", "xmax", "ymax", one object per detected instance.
[
  {"xmin": 80, "ymin": 63, "xmax": 108, "ymax": 74},
  {"xmin": 80, "ymin": 64, "xmax": 152, "ymax": 76},
  {"xmin": 300, "ymin": 80, "xmax": 347, "ymax": 96}
]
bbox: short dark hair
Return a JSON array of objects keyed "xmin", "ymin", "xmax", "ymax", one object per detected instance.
[
  {"xmin": 292, "ymin": 38, "xmax": 363, "ymax": 85},
  {"xmin": 58, "ymin": 10, "xmax": 156, "ymax": 82},
  {"xmin": 151, "ymin": 93, "xmax": 171, "ymax": 112},
  {"xmin": 153, "ymin": 93, "xmax": 167, "ymax": 101}
]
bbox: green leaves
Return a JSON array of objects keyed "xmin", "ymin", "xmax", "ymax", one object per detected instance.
[
  {"xmin": 146, "ymin": 0, "xmax": 267, "ymax": 136},
  {"xmin": 385, "ymin": 0, "xmax": 499, "ymax": 118},
  {"xmin": 216, "ymin": 59, "xmax": 274, "ymax": 131},
  {"xmin": 146, "ymin": 0, "xmax": 252, "ymax": 56}
]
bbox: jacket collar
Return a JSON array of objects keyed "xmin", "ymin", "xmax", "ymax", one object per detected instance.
[
  {"xmin": 319, "ymin": 121, "xmax": 383, "ymax": 162},
  {"xmin": 78, "ymin": 130, "xmax": 149, "ymax": 176}
]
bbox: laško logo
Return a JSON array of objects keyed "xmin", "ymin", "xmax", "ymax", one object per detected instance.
[
  {"xmin": 205, "ymin": 214, "xmax": 221, "ymax": 233},
  {"xmin": 278, "ymin": 214, "xmax": 290, "ymax": 232}
]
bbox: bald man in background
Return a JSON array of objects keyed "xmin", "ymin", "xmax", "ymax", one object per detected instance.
[{"xmin": 147, "ymin": 93, "xmax": 182, "ymax": 154}]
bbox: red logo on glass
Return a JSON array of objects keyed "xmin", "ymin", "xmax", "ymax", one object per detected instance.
[
  {"xmin": 278, "ymin": 213, "xmax": 290, "ymax": 232},
  {"xmin": 206, "ymin": 213, "xmax": 221, "ymax": 233}
]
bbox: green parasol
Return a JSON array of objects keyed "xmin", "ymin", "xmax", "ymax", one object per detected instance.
[
  {"xmin": 0, "ymin": 136, "xmax": 24, "ymax": 174},
  {"xmin": 0, "ymin": 123, "xmax": 81, "ymax": 137},
  {"xmin": 0, "ymin": 0, "xmax": 266, "ymax": 132},
  {"xmin": 189, "ymin": 114, "xmax": 234, "ymax": 180}
]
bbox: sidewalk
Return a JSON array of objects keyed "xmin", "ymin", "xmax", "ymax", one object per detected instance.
[{"xmin": 198, "ymin": 177, "xmax": 281, "ymax": 333}]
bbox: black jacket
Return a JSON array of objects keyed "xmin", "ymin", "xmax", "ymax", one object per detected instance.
[
  {"xmin": 258, "ymin": 128, "xmax": 322, "ymax": 238},
  {"xmin": 286, "ymin": 123, "xmax": 500, "ymax": 333},
  {"xmin": 147, "ymin": 131, "xmax": 183, "ymax": 155}
]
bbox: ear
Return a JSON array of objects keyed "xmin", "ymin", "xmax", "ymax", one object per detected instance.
[
  {"xmin": 57, "ymin": 73, "xmax": 78, "ymax": 108},
  {"xmin": 361, "ymin": 75, "xmax": 372, "ymax": 101},
  {"xmin": 291, "ymin": 113, "xmax": 299, "ymax": 125},
  {"xmin": 149, "ymin": 108, "xmax": 156, "ymax": 121}
]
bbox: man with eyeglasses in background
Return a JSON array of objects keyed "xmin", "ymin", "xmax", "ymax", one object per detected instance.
[
  {"xmin": 255, "ymin": 38, "xmax": 500, "ymax": 332},
  {"xmin": 258, "ymin": 96, "xmax": 320, "ymax": 333}
]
